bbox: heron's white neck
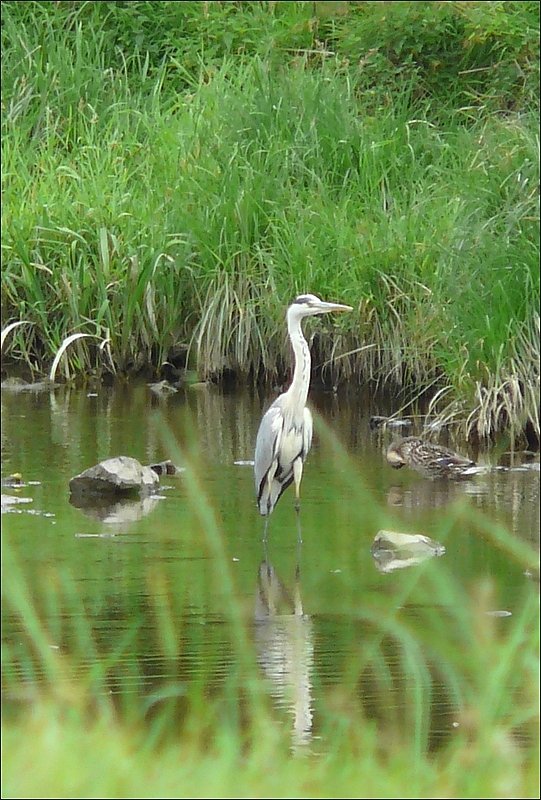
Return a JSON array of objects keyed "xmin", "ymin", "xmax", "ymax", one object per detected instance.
[{"xmin": 285, "ymin": 312, "xmax": 311, "ymax": 422}]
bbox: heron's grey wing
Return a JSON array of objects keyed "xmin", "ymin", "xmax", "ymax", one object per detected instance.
[
  {"xmin": 254, "ymin": 404, "xmax": 284, "ymax": 496},
  {"xmin": 302, "ymin": 407, "xmax": 313, "ymax": 459}
]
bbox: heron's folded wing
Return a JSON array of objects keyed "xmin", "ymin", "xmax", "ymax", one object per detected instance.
[
  {"xmin": 302, "ymin": 407, "xmax": 313, "ymax": 458},
  {"xmin": 254, "ymin": 405, "xmax": 284, "ymax": 492}
]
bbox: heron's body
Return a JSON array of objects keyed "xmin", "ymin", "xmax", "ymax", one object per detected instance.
[
  {"xmin": 255, "ymin": 294, "xmax": 352, "ymax": 517},
  {"xmin": 386, "ymin": 437, "xmax": 475, "ymax": 479},
  {"xmin": 255, "ymin": 397, "xmax": 313, "ymax": 516}
]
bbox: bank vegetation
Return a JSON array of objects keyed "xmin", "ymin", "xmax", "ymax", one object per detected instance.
[{"xmin": 2, "ymin": 1, "xmax": 539, "ymax": 442}]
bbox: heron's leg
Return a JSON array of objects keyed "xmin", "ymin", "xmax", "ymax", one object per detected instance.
[
  {"xmin": 293, "ymin": 558, "xmax": 303, "ymax": 616},
  {"xmin": 262, "ymin": 515, "xmax": 270, "ymax": 543},
  {"xmin": 293, "ymin": 457, "xmax": 304, "ymax": 513},
  {"xmin": 263, "ymin": 461, "xmax": 278, "ymax": 516},
  {"xmin": 295, "ymin": 510, "xmax": 303, "ymax": 545}
]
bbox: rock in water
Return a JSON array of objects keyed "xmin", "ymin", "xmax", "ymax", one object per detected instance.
[
  {"xmin": 371, "ymin": 529, "xmax": 446, "ymax": 573},
  {"xmin": 69, "ymin": 456, "xmax": 159, "ymax": 498}
]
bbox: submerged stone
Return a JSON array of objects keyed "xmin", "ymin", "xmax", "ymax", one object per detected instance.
[
  {"xmin": 1, "ymin": 494, "xmax": 33, "ymax": 509},
  {"xmin": 1, "ymin": 472, "xmax": 23, "ymax": 488},
  {"xmin": 148, "ymin": 380, "xmax": 178, "ymax": 396},
  {"xmin": 371, "ymin": 529, "xmax": 446, "ymax": 573},
  {"xmin": 369, "ymin": 415, "xmax": 388, "ymax": 430},
  {"xmin": 1, "ymin": 378, "xmax": 56, "ymax": 393},
  {"xmin": 369, "ymin": 415, "xmax": 413, "ymax": 431}
]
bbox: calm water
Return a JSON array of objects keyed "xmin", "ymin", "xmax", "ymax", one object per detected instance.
[{"xmin": 2, "ymin": 381, "xmax": 539, "ymax": 752}]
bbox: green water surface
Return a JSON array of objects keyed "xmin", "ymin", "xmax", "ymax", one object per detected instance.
[{"xmin": 2, "ymin": 382, "xmax": 539, "ymax": 754}]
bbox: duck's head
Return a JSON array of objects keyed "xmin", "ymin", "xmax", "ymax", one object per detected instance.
[{"xmin": 386, "ymin": 441, "xmax": 407, "ymax": 469}]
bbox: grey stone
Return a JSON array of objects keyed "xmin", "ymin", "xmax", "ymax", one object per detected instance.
[
  {"xmin": 69, "ymin": 456, "xmax": 159, "ymax": 498},
  {"xmin": 371, "ymin": 530, "xmax": 446, "ymax": 573}
]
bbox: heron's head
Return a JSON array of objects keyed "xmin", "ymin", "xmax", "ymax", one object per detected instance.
[
  {"xmin": 288, "ymin": 294, "xmax": 353, "ymax": 320},
  {"xmin": 386, "ymin": 441, "xmax": 407, "ymax": 469}
]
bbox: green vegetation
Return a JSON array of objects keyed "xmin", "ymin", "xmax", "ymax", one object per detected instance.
[
  {"xmin": 2, "ymin": 1, "xmax": 539, "ymax": 442},
  {"xmin": 2, "ymin": 410, "xmax": 539, "ymax": 799}
]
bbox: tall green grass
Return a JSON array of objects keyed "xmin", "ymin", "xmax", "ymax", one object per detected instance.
[
  {"xmin": 2, "ymin": 413, "xmax": 539, "ymax": 798},
  {"xmin": 1, "ymin": 1, "xmax": 539, "ymax": 441}
]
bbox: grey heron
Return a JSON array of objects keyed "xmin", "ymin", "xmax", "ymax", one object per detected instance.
[
  {"xmin": 386, "ymin": 437, "xmax": 475, "ymax": 479},
  {"xmin": 254, "ymin": 294, "xmax": 353, "ymax": 518}
]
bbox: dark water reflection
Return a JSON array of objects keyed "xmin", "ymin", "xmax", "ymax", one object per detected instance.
[{"xmin": 2, "ymin": 382, "xmax": 539, "ymax": 753}]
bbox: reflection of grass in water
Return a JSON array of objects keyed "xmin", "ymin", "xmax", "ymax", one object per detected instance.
[{"xmin": 2, "ymin": 415, "xmax": 539, "ymax": 798}]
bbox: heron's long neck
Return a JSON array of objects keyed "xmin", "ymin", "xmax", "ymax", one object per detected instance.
[{"xmin": 286, "ymin": 315, "xmax": 311, "ymax": 419}]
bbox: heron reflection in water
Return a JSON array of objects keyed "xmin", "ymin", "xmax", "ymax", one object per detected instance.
[
  {"xmin": 254, "ymin": 294, "xmax": 352, "ymax": 535},
  {"xmin": 254, "ymin": 554, "xmax": 314, "ymax": 752}
]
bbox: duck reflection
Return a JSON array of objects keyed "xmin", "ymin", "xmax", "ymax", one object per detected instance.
[
  {"xmin": 254, "ymin": 555, "xmax": 314, "ymax": 752},
  {"xmin": 386, "ymin": 479, "xmax": 477, "ymax": 511}
]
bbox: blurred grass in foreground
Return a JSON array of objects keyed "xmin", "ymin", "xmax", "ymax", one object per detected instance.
[{"xmin": 2, "ymin": 413, "xmax": 539, "ymax": 799}]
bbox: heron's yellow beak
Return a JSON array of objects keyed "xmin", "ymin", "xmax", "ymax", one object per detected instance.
[{"xmin": 318, "ymin": 301, "xmax": 353, "ymax": 314}]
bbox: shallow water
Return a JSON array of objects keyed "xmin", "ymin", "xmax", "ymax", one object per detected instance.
[{"xmin": 2, "ymin": 381, "xmax": 539, "ymax": 753}]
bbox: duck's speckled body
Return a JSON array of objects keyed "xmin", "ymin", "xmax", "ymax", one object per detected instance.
[{"xmin": 386, "ymin": 437, "xmax": 475, "ymax": 479}]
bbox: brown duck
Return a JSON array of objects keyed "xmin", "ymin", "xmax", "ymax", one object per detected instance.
[{"xmin": 386, "ymin": 437, "xmax": 475, "ymax": 479}]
